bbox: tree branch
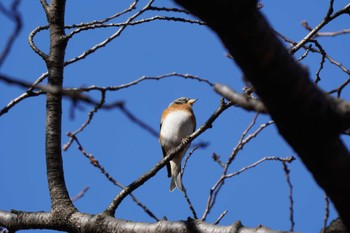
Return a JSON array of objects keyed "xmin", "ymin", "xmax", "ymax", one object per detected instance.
[
  {"xmin": 214, "ymin": 83, "xmax": 266, "ymax": 113},
  {"xmin": 291, "ymin": 2, "xmax": 350, "ymax": 54},
  {"xmin": 0, "ymin": 210, "xmax": 296, "ymax": 233},
  {"xmin": 44, "ymin": 0, "xmax": 76, "ymax": 214}
]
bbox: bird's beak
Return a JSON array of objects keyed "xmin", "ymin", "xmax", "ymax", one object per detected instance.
[{"xmin": 188, "ymin": 98, "xmax": 198, "ymax": 105}]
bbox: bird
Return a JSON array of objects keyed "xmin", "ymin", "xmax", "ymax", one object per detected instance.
[{"xmin": 159, "ymin": 97, "xmax": 197, "ymax": 192}]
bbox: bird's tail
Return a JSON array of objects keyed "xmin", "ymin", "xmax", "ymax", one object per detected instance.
[
  {"xmin": 170, "ymin": 173, "xmax": 184, "ymax": 192},
  {"xmin": 169, "ymin": 160, "xmax": 184, "ymax": 192}
]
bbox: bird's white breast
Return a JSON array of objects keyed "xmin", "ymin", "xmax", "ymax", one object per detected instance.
[{"xmin": 160, "ymin": 110, "xmax": 194, "ymax": 148}]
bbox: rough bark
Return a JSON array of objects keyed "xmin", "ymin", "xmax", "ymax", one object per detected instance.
[
  {"xmin": 173, "ymin": 0, "xmax": 350, "ymax": 230},
  {"xmin": 43, "ymin": 0, "xmax": 76, "ymax": 215},
  {"xmin": 0, "ymin": 210, "xmax": 294, "ymax": 233}
]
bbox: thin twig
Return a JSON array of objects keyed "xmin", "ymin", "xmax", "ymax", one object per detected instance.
[
  {"xmin": 66, "ymin": 15, "xmax": 204, "ymax": 39},
  {"xmin": 213, "ymin": 210, "xmax": 228, "ymax": 225},
  {"xmin": 277, "ymin": 29, "xmax": 350, "ymax": 77},
  {"xmin": 202, "ymin": 156, "xmax": 295, "ymax": 220},
  {"xmin": 70, "ymin": 186, "xmax": 90, "ymax": 202},
  {"xmin": 212, "ymin": 153, "xmax": 225, "ymax": 168},
  {"xmin": 227, "ymin": 112, "xmax": 260, "ymax": 167},
  {"xmin": 63, "ymin": 91, "xmax": 107, "ymax": 151},
  {"xmin": 282, "ymin": 162, "xmax": 295, "ymax": 232},
  {"xmin": 183, "ymin": 190, "xmax": 198, "ymax": 219},
  {"xmin": 28, "ymin": 25, "xmax": 49, "ymax": 60},
  {"xmin": 202, "ymin": 114, "xmax": 275, "ymax": 220},
  {"xmin": 65, "ymin": 72, "xmax": 213, "ymax": 93},
  {"xmin": 328, "ymin": 78, "xmax": 350, "ymax": 98},
  {"xmin": 181, "ymin": 147, "xmax": 199, "ymax": 219},
  {"xmin": 322, "ymin": 194, "xmax": 330, "ymax": 233},
  {"xmin": 310, "ymin": 39, "xmax": 326, "ymax": 84},
  {"xmin": 301, "ymin": 20, "xmax": 350, "ymax": 37},
  {"xmin": 291, "ymin": 1, "xmax": 350, "ymax": 54},
  {"xmin": 63, "ymin": 0, "xmax": 154, "ymax": 66},
  {"xmin": 0, "ymin": 0, "xmax": 22, "ymax": 67},
  {"xmin": 226, "ymin": 156, "xmax": 295, "ymax": 178},
  {"xmin": 296, "ymin": 44, "xmax": 312, "ymax": 62},
  {"xmin": 214, "ymin": 83, "xmax": 266, "ymax": 113},
  {"xmin": 149, "ymin": 6, "xmax": 191, "ymax": 14},
  {"xmin": 0, "ymin": 73, "xmax": 121, "ymax": 108}
]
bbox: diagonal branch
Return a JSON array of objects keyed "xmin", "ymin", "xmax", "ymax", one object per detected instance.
[
  {"xmin": 174, "ymin": 0, "xmax": 350, "ymax": 230},
  {"xmin": 214, "ymin": 83, "xmax": 266, "ymax": 113}
]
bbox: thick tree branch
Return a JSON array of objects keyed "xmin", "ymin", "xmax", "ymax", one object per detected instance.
[
  {"xmin": 173, "ymin": 0, "xmax": 350, "ymax": 230},
  {"xmin": 43, "ymin": 0, "xmax": 76, "ymax": 214},
  {"xmin": 0, "ymin": 210, "xmax": 295, "ymax": 233}
]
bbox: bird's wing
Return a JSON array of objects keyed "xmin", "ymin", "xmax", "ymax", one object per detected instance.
[
  {"xmin": 160, "ymin": 120, "xmax": 172, "ymax": 178},
  {"xmin": 161, "ymin": 145, "xmax": 172, "ymax": 178}
]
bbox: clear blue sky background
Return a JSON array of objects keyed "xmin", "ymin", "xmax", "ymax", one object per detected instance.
[{"xmin": 1, "ymin": 0, "xmax": 350, "ymax": 232}]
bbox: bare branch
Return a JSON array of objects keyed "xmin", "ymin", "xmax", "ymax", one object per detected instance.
[
  {"xmin": 214, "ymin": 83, "xmax": 266, "ymax": 113},
  {"xmin": 28, "ymin": 25, "xmax": 49, "ymax": 60},
  {"xmin": 291, "ymin": 2, "xmax": 350, "ymax": 54},
  {"xmin": 282, "ymin": 162, "xmax": 295, "ymax": 231},
  {"xmin": 315, "ymin": 29, "xmax": 350, "ymax": 37},
  {"xmin": 322, "ymin": 194, "xmax": 330, "ymax": 233},
  {"xmin": 276, "ymin": 29, "xmax": 350, "ymax": 79},
  {"xmin": 39, "ymin": 0, "xmax": 49, "ymax": 15},
  {"xmin": 213, "ymin": 210, "xmax": 228, "ymax": 225},
  {"xmin": 227, "ymin": 157, "xmax": 295, "ymax": 179},
  {"xmin": 0, "ymin": 72, "xmax": 212, "ymax": 118},
  {"xmin": 182, "ymin": 147, "xmax": 200, "ymax": 219},
  {"xmin": 202, "ymin": 114, "xmax": 275, "ymax": 220},
  {"xmin": 63, "ymin": 0, "xmax": 155, "ymax": 66},
  {"xmin": 0, "ymin": 0, "xmax": 22, "ymax": 67},
  {"xmin": 212, "ymin": 153, "xmax": 225, "ymax": 168},
  {"xmin": 70, "ymin": 186, "xmax": 90, "ymax": 202},
  {"xmin": 202, "ymin": 156, "xmax": 295, "ymax": 221},
  {"xmin": 328, "ymin": 78, "xmax": 350, "ymax": 98},
  {"xmin": 65, "ymin": 72, "xmax": 213, "ymax": 93},
  {"xmin": 118, "ymin": 102, "xmax": 159, "ymax": 137},
  {"xmin": 63, "ymin": 90, "xmax": 107, "ymax": 151},
  {"xmin": 311, "ymin": 40, "xmax": 326, "ymax": 84},
  {"xmin": 66, "ymin": 15, "xmax": 204, "ymax": 40},
  {"xmin": 0, "ymin": 210, "xmax": 298, "ymax": 233},
  {"xmin": 1, "ymin": 61, "xmax": 48, "ymax": 117},
  {"xmin": 149, "ymin": 6, "xmax": 191, "ymax": 14},
  {"xmin": 0, "ymin": 73, "xmax": 115, "ymax": 109},
  {"xmin": 301, "ymin": 20, "xmax": 350, "ymax": 37}
]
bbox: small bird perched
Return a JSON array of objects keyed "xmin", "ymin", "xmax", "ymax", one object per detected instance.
[{"xmin": 159, "ymin": 97, "xmax": 197, "ymax": 192}]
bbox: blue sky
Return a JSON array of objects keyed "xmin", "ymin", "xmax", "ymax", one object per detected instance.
[{"xmin": 1, "ymin": 0, "xmax": 350, "ymax": 232}]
